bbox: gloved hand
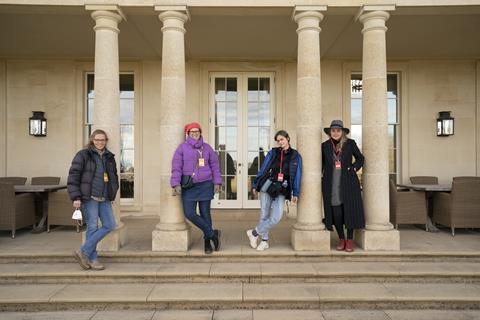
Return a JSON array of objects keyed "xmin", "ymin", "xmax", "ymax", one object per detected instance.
[{"xmin": 214, "ymin": 185, "xmax": 221, "ymax": 194}]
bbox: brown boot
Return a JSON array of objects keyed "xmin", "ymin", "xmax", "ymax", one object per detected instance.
[
  {"xmin": 345, "ymin": 240, "xmax": 354, "ymax": 252},
  {"xmin": 73, "ymin": 250, "xmax": 90, "ymax": 270},
  {"xmin": 89, "ymin": 260, "xmax": 105, "ymax": 271},
  {"xmin": 336, "ymin": 239, "xmax": 346, "ymax": 251}
]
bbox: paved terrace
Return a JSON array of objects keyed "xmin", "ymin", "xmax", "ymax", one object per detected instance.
[{"xmin": 0, "ymin": 210, "xmax": 479, "ymax": 256}]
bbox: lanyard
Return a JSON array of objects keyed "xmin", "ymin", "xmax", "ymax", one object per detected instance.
[
  {"xmin": 279, "ymin": 149, "xmax": 284, "ymax": 174},
  {"xmin": 196, "ymin": 147, "xmax": 204, "ymax": 159},
  {"xmin": 331, "ymin": 139, "xmax": 342, "ymax": 159}
]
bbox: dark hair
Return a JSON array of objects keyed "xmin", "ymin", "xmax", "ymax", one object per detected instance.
[
  {"xmin": 84, "ymin": 129, "xmax": 109, "ymax": 149},
  {"xmin": 274, "ymin": 130, "xmax": 290, "ymax": 142}
]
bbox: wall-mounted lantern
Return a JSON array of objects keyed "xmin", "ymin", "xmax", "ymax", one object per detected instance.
[
  {"xmin": 436, "ymin": 111, "xmax": 454, "ymax": 137},
  {"xmin": 29, "ymin": 111, "xmax": 47, "ymax": 137}
]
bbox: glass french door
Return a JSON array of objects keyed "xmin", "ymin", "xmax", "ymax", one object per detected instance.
[{"xmin": 210, "ymin": 73, "xmax": 275, "ymax": 209}]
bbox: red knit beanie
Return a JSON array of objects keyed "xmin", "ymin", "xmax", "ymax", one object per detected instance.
[{"xmin": 184, "ymin": 122, "xmax": 202, "ymax": 135}]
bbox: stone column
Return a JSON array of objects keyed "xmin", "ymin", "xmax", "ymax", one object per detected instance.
[
  {"xmin": 356, "ymin": 6, "xmax": 400, "ymax": 250},
  {"xmin": 152, "ymin": 6, "xmax": 191, "ymax": 251},
  {"xmin": 291, "ymin": 6, "xmax": 330, "ymax": 251},
  {"xmin": 86, "ymin": 6, "xmax": 127, "ymax": 251}
]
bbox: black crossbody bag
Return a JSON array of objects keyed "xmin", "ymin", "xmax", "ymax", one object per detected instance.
[{"xmin": 181, "ymin": 146, "xmax": 202, "ymax": 190}]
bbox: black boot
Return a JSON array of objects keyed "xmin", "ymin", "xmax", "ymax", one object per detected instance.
[
  {"xmin": 212, "ymin": 229, "xmax": 221, "ymax": 251},
  {"xmin": 204, "ymin": 238, "xmax": 213, "ymax": 254}
]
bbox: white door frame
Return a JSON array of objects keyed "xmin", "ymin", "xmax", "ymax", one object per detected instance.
[{"xmin": 209, "ymin": 72, "xmax": 276, "ymax": 209}]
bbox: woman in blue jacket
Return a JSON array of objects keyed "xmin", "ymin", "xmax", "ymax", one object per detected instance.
[{"xmin": 246, "ymin": 130, "xmax": 302, "ymax": 251}]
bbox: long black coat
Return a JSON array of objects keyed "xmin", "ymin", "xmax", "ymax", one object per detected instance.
[
  {"xmin": 322, "ymin": 138, "xmax": 365, "ymax": 230},
  {"xmin": 67, "ymin": 148, "xmax": 119, "ymax": 202}
]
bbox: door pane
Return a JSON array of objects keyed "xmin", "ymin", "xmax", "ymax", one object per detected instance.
[
  {"xmin": 246, "ymin": 77, "xmax": 271, "ymax": 202},
  {"xmin": 214, "ymin": 77, "xmax": 238, "ymax": 201}
]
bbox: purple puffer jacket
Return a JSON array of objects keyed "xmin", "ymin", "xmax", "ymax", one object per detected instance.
[{"xmin": 170, "ymin": 136, "xmax": 222, "ymax": 187}]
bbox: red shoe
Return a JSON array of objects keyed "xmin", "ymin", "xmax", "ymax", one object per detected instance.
[
  {"xmin": 336, "ymin": 239, "xmax": 346, "ymax": 251},
  {"xmin": 345, "ymin": 240, "xmax": 354, "ymax": 252}
]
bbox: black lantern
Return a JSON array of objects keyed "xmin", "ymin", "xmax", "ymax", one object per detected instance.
[
  {"xmin": 29, "ymin": 111, "xmax": 47, "ymax": 137},
  {"xmin": 436, "ymin": 111, "xmax": 454, "ymax": 137}
]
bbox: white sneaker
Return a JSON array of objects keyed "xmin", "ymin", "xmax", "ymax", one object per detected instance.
[
  {"xmin": 256, "ymin": 241, "xmax": 269, "ymax": 251},
  {"xmin": 246, "ymin": 229, "xmax": 258, "ymax": 249}
]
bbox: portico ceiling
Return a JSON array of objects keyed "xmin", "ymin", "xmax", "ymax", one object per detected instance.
[{"xmin": 0, "ymin": 5, "xmax": 479, "ymax": 60}]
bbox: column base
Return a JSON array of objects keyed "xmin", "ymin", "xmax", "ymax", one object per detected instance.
[
  {"xmin": 291, "ymin": 228, "xmax": 330, "ymax": 251},
  {"xmin": 152, "ymin": 228, "xmax": 191, "ymax": 252},
  {"xmin": 82, "ymin": 223, "xmax": 128, "ymax": 252},
  {"xmin": 355, "ymin": 229, "xmax": 400, "ymax": 251}
]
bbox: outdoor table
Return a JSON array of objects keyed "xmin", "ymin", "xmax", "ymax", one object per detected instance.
[
  {"xmin": 396, "ymin": 183, "xmax": 452, "ymax": 232},
  {"xmin": 14, "ymin": 184, "xmax": 68, "ymax": 233}
]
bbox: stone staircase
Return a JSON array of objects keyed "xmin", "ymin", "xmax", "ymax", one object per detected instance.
[{"xmin": 1, "ymin": 252, "xmax": 480, "ymax": 312}]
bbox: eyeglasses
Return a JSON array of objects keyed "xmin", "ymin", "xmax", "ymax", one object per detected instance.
[
  {"xmin": 189, "ymin": 130, "xmax": 200, "ymax": 134},
  {"xmin": 93, "ymin": 139, "xmax": 107, "ymax": 142}
]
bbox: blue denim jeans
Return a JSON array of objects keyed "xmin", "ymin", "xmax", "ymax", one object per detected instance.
[
  {"xmin": 80, "ymin": 199, "xmax": 116, "ymax": 261},
  {"xmin": 255, "ymin": 192, "xmax": 285, "ymax": 241},
  {"xmin": 182, "ymin": 198, "xmax": 214, "ymax": 239}
]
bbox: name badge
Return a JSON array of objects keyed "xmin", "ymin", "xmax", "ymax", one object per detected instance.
[
  {"xmin": 103, "ymin": 172, "xmax": 109, "ymax": 182},
  {"xmin": 277, "ymin": 173, "xmax": 284, "ymax": 182},
  {"xmin": 335, "ymin": 160, "xmax": 341, "ymax": 170},
  {"xmin": 198, "ymin": 158, "xmax": 205, "ymax": 167}
]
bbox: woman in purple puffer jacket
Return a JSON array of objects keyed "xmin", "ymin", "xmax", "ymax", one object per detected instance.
[{"xmin": 171, "ymin": 122, "xmax": 222, "ymax": 254}]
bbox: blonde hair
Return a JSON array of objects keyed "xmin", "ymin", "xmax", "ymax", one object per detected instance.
[{"xmin": 85, "ymin": 129, "xmax": 109, "ymax": 149}]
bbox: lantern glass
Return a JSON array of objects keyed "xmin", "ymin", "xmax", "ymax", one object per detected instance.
[
  {"xmin": 443, "ymin": 119, "xmax": 454, "ymax": 135},
  {"xmin": 29, "ymin": 111, "xmax": 47, "ymax": 137}
]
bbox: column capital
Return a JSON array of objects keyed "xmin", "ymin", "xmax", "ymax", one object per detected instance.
[
  {"xmin": 155, "ymin": 6, "xmax": 190, "ymax": 34},
  {"xmin": 292, "ymin": 6, "xmax": 326, "ymax": 34},
  {"xmin": 357, "ymin": 10, "xmax": 392, "ymax": 34},
  {"xmin": 356, "ymin": 5, "xmax": 395, "ymax": 33},
  {"xmin": 88, "ymin": 6, "xmax": 124, "ymax": 33}
]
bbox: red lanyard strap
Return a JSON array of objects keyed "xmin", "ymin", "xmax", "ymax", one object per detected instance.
[
  {"xmin": 279, "ymin": 149, "xmax": 284, "ymax": 174},
  {"xmin": 331, "ymin": 139, "xmax": 342, "ymax": 158}
]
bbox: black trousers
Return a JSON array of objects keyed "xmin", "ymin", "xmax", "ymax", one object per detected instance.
[{"xmin": 331, "ymin": 205, "xmax": 354, "ymax": 240}]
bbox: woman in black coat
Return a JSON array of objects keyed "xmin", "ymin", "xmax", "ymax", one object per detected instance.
[{"xmin": 322, "ymin": 120, "xmax": 365, "ymax": 252}]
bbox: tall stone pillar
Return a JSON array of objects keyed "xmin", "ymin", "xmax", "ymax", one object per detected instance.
[
  {"xmin": 152, "ymin": 6, "xmax": 191, "ymax": 251},
  {"xmin": 356, "ymin": 5, "xmax": 400, "ymax": 250},
  {"xmin": 87, "ymin": 6, "xmax": 127, "ymax": 251},
  {"xmin": 291, "ymin": 6, "xmax": 330, "ymax": 251}
]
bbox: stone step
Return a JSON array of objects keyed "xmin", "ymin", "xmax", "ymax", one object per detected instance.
[
  {"xmin": 1, "ymin": 282, "xmax": 479, "ymax": 311},
  {"xmin": 1, "ymin": 262, "xmax": 480, "ymax": 284},
  {"xmin": 2, "ymin": 309, "xmax": 480, "ymax": 320},
  {"xmin": 1, "ymin": 251, "xmax": 480, "ymax": 264}
]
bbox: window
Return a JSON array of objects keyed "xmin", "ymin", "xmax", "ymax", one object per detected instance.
[
  {"xmin": 350, "ymin": 73, "xmax": 400, "ymax": 182},
  {"xmin": 85, "ymin": 73, "xmax": 135, "ymax": 200}
]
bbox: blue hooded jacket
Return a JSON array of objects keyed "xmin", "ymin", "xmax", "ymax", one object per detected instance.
[{"xmin": 252, "ymin": 147, "xmax": 302, "ymax": 198}]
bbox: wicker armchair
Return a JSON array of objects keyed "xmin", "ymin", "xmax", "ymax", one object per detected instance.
[
  {"xmin": 389, "ymin": 179, "xmax": 427, "ymax": 229},
  {"xmin": 47, "ymin": 190, "xmax": 79, "ymax": 232},
  {"xmin": 433, "ymin": 178, "xmax": 480, "ymax": 236},
  {"xmin": 0, "ymin": 183, "xmax": 36, "ymax": 238},
  {"xmin": 31, "ymin": 176, "xmax": 60, "ymax": 185},
  {"xmin": 0, "ymin": 177, "xmax": 27, "ymax": 185},
  {"xmin": 410, "ymin": 176, "xmax": 438, "ymax": 185}
]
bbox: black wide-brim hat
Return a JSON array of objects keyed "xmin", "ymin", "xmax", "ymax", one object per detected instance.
[{"xmin": 323, "ymin": 119, "xmax": 350, "ymax": 135}]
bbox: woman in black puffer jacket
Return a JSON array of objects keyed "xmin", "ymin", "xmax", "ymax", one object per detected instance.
[{"xmin": 67, "ymin": 129, "xmax": 119, "ymax": 271}]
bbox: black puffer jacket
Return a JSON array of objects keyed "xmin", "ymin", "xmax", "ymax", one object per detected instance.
[{"xmin": 67, "ymin": 148, "xmax": 119, "ymax": 201}]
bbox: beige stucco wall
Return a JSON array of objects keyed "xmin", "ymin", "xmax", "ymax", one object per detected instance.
[
  {"xmin": 406, "ymin": 60, "xmax": 477, "ymax": 183},
  {"xmin": 5, "ymin": 60, "xmax": 76, "ymax": 183},
  {"xmin": 1, "ymin": 58, "xmax": 479, "ymax": 215}
]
